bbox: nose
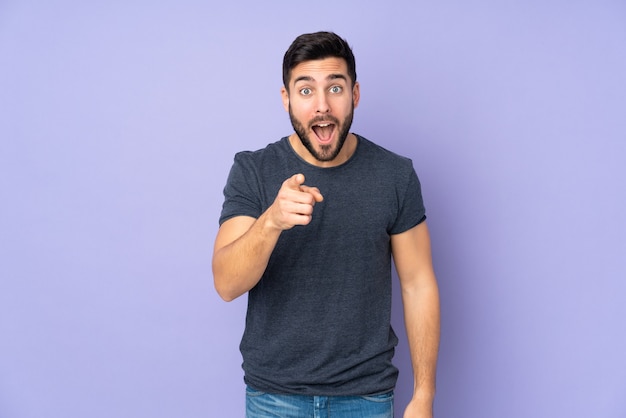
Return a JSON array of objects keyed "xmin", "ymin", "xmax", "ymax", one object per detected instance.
[{"xmin": 316, "ymin": 92, "xmax": 330, "ymax": 113}]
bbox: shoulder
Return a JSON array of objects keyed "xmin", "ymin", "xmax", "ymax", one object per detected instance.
[
  {"xmin": 234, "ymin": 137, "xmax": 289, "ymax": 162},
  {"xmin": 230, "ymin": 137, "xmax": 291, "ymax": 176},
  {"xmin": 355, "ymin": 135, "xmax": 415, "ymax": 173}
]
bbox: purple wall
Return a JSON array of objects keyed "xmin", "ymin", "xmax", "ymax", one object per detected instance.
[{"xmin": 1, "ymin": 1, "xmax": 624, "ymax": 417}]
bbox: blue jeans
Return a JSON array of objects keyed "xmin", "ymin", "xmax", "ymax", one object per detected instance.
[{"xmin": 246, "ymin": 386, "xmax": 394, "ymax": 418}]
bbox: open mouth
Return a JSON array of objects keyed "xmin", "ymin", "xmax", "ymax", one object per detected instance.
[{"xmin": 311, "ymin": 122, "xmax": 336, "ymax": 144}]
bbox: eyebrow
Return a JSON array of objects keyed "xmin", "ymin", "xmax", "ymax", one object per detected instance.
[{"xmin": 293, "ymin": 73, "xmax": 348, "ymax": 85}]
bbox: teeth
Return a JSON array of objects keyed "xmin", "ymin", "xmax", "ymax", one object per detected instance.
[{"xmin": 316, "ymin": 123, "xmax": 330, "ymax": 127}]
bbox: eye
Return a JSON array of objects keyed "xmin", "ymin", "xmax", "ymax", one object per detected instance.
[
  {"xmin": 330, "ymin": 86, "xmax": 343, "ymax": 94},
  {"xmin": 300, "ymin": 87, "xmax": 312, "ymax": 96}
]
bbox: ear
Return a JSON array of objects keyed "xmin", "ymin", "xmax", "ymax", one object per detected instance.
[
  {"xmin": 352, "ymin": 81, "xmax": 360, "ymax": 108},
  {"xmin": 281, "ymin": 86, "xmax": 290, "ymax": 112}
]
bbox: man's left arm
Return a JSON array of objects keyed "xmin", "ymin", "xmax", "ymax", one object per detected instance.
[{"xmin": 391, "ymin": 221, "xmax": 440, "ymax": 418}]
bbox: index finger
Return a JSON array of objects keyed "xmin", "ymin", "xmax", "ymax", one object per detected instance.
[{"xmin": 300, "ymin": 185, "xmax": 324, "ymax": 203}]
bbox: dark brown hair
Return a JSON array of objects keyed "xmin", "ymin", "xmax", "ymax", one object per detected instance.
[{"xmin": 282, "ymin": 31, "xmax": 357, "ymax": 91}]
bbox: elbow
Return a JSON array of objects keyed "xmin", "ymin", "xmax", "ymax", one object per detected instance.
[
  {"xmin": 213, "ymin": 265, "xmax": 243, "ymax": 302},
  {"xmin": 213, "ymin": 273, "xmax": 238, "ymax": 302},
  {"xmin": 212, "ymin": 253, "xmax": 254, "ymax": 302},
  {"xmin": 213, "ymin": 256, "xmax": 233, "ymax": 302},
  {"xmin": 217, "ymin": 291, "xmax": 237, "ymax": 303},
  {"xmin": 217, "ymin": 287, "xmax": 238, "ymax": 302}
]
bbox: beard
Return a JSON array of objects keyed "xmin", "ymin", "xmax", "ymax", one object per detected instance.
[{"xmin": 289, "ymin": 104, "xmax": 354, "ymax": 162}]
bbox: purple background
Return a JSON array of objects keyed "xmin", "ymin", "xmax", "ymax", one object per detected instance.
[{"xmin": 1, "ymin": 1, "xmax": 625, "ymax": 417}]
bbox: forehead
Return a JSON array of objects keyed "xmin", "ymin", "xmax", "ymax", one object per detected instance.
[{"xmin": 289, "ymin": 57, "xmax": 349, "ymax": 85}]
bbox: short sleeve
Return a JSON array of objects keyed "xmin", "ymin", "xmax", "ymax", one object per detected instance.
[
  {"xmin": 388, "ymin": 166, "xmax": 426, "ymax": 235},
  {"xmin": 218, "ymin": 152, "xmax": 263, "ymax": 225}
]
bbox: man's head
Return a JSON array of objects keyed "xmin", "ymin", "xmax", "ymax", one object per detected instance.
[
  {"xmin": 281, "ymin": 32, "xmax": 360, "ymax": 166},
  {"xmin": 282, "ymin": 31, "xmax": 357, "ymax": 92}
]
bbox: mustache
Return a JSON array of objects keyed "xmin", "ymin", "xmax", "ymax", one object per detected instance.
[{"xmin": 308, "ymin": 115, "xmax": 340, "ymax": 127}]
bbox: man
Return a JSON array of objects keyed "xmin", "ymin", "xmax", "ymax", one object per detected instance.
[{"xmin": 213, "ymin": 31, "xmax": 440, "ymax": 418}]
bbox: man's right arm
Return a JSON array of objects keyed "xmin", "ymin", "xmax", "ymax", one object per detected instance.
[{"xmin": 212, "ymin": 173, "xmax": 323, "ymax": 302}]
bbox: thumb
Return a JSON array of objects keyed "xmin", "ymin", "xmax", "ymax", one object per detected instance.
[{"xmin": 286, "ymin": 173, "xmax": 306, "ymax": 189}]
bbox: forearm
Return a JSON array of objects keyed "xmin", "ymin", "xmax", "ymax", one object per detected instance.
[
  {"xmin": 212, "ymin": 212, "xmax": 282, "ymax": 301},
  {"xmin": 213, "ymin": 174, "xmax": 323, "ymax": 301},
  {"xmin": 403, "ymin": 281, "xmax": 440, "ymax": 403}
]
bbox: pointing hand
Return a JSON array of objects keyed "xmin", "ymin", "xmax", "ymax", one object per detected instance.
[{"xmin": 268, "ymin": 174, "xmax": 323, "ymax": 230}]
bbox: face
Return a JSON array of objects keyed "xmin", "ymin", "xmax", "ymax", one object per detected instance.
[{"xmin": 281, "ymin": 57, "xmax": 360, "ymax": 165}]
